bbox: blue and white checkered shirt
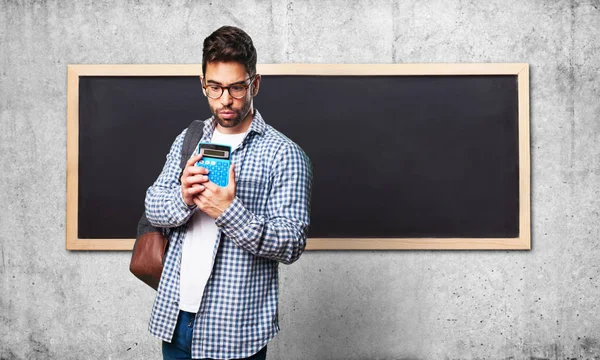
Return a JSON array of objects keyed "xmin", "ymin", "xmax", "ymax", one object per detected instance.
[{"xmin": 145, "ymin": 109, "xmax": 312, "ymax": 359}]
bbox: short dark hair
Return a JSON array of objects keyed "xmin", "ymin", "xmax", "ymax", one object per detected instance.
[{"xmin": 202, "ymin": 26, "xmax": 257, "ymax": 77}]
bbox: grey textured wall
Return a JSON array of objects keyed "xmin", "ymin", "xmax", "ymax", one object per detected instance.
[{"xmin": 1, "ymin": 0, "xmax": 599, "ymax": 359}]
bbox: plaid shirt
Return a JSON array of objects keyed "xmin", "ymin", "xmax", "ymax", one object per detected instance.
[{"xmin": 145, "ymin": 110, "xmax": 312, "ymax": 359}]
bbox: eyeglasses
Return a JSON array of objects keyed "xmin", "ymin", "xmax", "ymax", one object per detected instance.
[{"xmin": 202, "ymin": 74, "xmax": 257, "ymax": 99}]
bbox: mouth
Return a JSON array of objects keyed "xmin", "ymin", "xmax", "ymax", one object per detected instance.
[{"xmin": 219, "ymin": 110, "xmax": 236, "ymax": 119}]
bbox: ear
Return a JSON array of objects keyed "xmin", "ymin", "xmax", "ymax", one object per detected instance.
[
  {"xmin": 251, "ymin": 74, "xmax": 261, "ymax": 96},
  {"xmin": 199, "ymin": 76, "xmax": 207, "ymax": 97}
]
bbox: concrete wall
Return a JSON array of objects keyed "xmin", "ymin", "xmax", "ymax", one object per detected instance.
[{"xmin": 1, "ymin": 0, "xmax": 599, "ymax": 359}]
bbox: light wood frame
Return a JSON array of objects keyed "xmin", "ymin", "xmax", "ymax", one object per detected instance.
[{"xmin": 67, "ymin": 63, "xmax": 530, "ymax": 250}]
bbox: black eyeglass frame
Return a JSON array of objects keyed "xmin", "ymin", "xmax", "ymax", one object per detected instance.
[{"xmin": 202, "ymin": 74, "xmax": 258, "ymax": 99}]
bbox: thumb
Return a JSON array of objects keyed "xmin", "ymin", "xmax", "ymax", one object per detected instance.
[{"xmin": 228, "ymin": 163, "xmax": 236, "ymax": 190}]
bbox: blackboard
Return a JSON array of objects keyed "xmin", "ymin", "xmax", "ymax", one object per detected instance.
[{"xmin": 66, "ymin": 64, "xmax": 530, "ymax": 250}]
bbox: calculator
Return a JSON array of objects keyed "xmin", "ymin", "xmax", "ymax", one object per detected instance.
[{"xmin": 195, "ymin": 143, "xmax": 232, "ymax": 187}]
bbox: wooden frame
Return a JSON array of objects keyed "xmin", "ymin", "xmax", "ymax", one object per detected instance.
[{"xmin": 67, "ymin": 63, "xmax": 530, "ymax": 250}]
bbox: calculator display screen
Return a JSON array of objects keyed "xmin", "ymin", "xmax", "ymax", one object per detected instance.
[{"xmin": 203, "ymin": 149, "xmax": 226, "ymax": 157}]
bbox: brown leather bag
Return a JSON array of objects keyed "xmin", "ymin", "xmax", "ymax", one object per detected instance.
[
  {"xmin": 129, "ymin": 120, "xmax": 204, "ymax": 290},
  {"xmin": 129, "ymin": 230, "xmax": 168, "ymax": 290}
]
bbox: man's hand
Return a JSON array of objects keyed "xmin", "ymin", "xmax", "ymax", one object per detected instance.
[
  {"xmin": 181, "ymin": 154, "xmax": 210, "ymax": 207},
  {"xmin": 193, "ymin": 163, "xmax": 236, "ymax": 219}
]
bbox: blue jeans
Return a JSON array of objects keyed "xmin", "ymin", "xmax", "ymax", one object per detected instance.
[{"xmin": 162, "ymin": 311, "xmax": 267, "ymax": 360}]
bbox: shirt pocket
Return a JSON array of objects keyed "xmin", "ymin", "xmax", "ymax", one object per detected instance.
[{"xmin": 236, "ymin": 179, "xmax": 269, "ymax": 216}]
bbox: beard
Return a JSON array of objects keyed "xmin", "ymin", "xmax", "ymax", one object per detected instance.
[{"xmin": 210, "ymin": 98, "xmax": 253, "ymax": 129}]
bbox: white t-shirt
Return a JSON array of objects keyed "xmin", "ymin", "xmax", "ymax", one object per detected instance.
[{"xmin": 179, "ymin": 128, "xmax": 246, "ymax": 313}]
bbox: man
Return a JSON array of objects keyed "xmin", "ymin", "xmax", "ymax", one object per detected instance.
[{"xmin": 144, "ymin": 26, "xmax": 313, "ymax": 360}]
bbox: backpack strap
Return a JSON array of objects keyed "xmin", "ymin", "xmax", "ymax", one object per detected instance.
[
  {"xmin": 180, "ymin": 119, "xmax": 205, "ymax": 170},
  {"xmin": 137, "ymin": 120, "xmax": 205, "ymax": 239}
]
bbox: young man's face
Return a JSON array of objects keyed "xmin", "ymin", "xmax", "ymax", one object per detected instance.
[{"xmin": 202, "ymin": 61, "xmax": 260, "ymax": 134}]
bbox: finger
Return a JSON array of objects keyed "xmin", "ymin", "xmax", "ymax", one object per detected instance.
[
  {"xmin": 192, "ymin": 196, "xmax": 203, "ymax": 208},
  {"xmin": 188, "ymin": 165, "xmax": 210, "ymax": 175},
  {"xmin": 186, "ymin": 153, "xmax": 203, "ymax": 168},
  {"xmin": 180, "ymin": 171, "xmax": 189, "ymax": 186},
  {"xmin": 187, "ymin": 184, "xmax": 205, "ymax": 196},
  {"xmin": 186, "ymin": 174, "xmax": 210, "ymax": 185},
  {"xmin": 203, "ymin": 179, "xmax": 219, "ymax": 192},
  {"xmin": 200, "ymin": 185, "xmax": 213, "ymax": 197},
  {"xmin": 182, "ymin": 154, "xmax": 204, "ymax": 179},
  {"xmin": 195, "ymin": 191, "xmax": 210, "ymax": 204}
]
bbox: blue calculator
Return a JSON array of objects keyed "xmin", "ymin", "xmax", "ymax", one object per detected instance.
[{"xmin": 195, "ymin": 143, "xmax": 232, "ymax": 187}]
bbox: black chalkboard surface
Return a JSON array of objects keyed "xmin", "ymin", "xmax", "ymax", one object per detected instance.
[
  {"xmin": 78, "ymin": 77, "xmax": 206, "ymax": 240},
  {"xmin": 67, "ymin": 64, "xmax": 530, "ymax": 250}
]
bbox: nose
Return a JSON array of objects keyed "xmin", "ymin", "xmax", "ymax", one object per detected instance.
[{"xmin": 220, "ymin": 88, "xmax": 233, "ymax": 106}]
